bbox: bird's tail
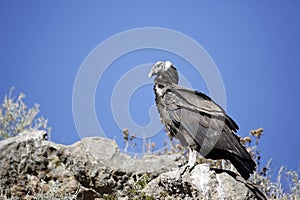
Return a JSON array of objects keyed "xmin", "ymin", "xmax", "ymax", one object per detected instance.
[
  {"xmin": 219, "ymin": 129, "xmax": 256, "ymax": 180},
  {"xmin": 229, "ymin": 154, "xmax": 256, "ymax": 180}
]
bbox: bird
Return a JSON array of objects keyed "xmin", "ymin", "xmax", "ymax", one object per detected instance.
[{"xmin": 148, "ymin": 60, "xmax": 256, "ymax": 180}]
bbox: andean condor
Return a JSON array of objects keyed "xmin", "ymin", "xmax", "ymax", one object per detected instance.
[{"xmin": 148, "ymin": 61, "xmax": 256, "ymax": 180}]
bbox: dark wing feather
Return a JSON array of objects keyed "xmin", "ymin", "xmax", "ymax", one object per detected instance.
[
  {"xmin": 167, "ymin": 84, "xmax": 239, "ymax": 132},
  {"xmin": 161, "ymin": 84, "xmax": 255, "ymax": 180}
]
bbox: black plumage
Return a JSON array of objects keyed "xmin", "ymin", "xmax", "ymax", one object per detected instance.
[{"xmin": 148, "ymin": 61, "xmax": 256, "ymax": 180}]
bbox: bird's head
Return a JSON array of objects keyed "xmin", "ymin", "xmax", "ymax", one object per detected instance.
[
  {"xmin": 148, "ymin": 61, "xmax": 172, "ymax": 78},
  {"xmin": 148, "ymin": 61, "xmax": 179, "ymax": 84}
]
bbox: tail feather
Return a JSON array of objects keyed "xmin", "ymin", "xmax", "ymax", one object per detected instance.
[
  {"xmin": 217, "ymin": 130, "xmax": 256, "ymax": 180},
  {"xmin": 206, "ymin": 148, "xmax": 256, "ymax": 180},
  {"xmin": 229, "ymin": 155, "xmax": 256, "ymax": 180}
]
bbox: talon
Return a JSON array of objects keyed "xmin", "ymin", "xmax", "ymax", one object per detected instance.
[
  {"xmin": 188, "ymin": 164, "xmax": 195, "ymax": 172},
  {"xmin": 180, "ymin": 164, "xmax": 189, "ymax": 176}
]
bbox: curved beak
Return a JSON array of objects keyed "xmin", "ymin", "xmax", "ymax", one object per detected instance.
[
  {"xmin": 148, "ymin": 61, "xmax": 164, "ymax": 78},
  {"xmin": 148, "ymin": 70, "xmax": 154, "ymax": 78}
]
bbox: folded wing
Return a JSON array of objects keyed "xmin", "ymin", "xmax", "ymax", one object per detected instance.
[{"xmin": 162, "ymin": 84, "xmax": 255, "ymax": 180}]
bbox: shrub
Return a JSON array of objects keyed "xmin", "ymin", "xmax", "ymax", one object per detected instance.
[{"xmin": 0, "ymin": 87, "xmax": 51, "ymax": 140}]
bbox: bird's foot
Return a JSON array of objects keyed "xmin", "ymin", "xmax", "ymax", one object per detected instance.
[
  {"xmin": 187, "ymin": 147, "xmax": 197, "ymax": 172},
  {"xmin": 188, "ymin": 163, "xmax": 196, "ymax": 172},
  {"xmin": 180, "ymin": 164, "xmax": 189, "ymax": 176},
  {"xmin": 179, "ymin": 163, "xmax": 196, "ymax": 176},
  {"xmin": 180, "ymin": 148, "xmax": 197, "ymax": 176}
]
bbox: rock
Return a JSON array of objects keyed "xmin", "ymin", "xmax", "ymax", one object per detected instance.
[
  {"xmin": 143, "ymin": 164, "xmax": 258, "ymax": 199},
  {"xmin": 0, "ymin": 130, "xmax": 265, "ymax": 199}
]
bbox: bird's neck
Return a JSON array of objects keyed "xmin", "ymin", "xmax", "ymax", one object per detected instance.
[{"xmin": 154, "ymin": 84, "xmax": 165, "ymax": 96}]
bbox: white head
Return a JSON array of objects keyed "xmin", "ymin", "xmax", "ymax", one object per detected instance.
[
  {"xmin": 148, "ymin": 60, "xmax": 179, "ymax": 85},
  {"xmin": 148, "ymin": 60, "xmax": 173, "ymax": 78}
]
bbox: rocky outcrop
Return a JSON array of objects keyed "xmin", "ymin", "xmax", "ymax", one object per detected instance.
[
  {"xmin": 0, "ymin": 130, "xmax": 265, "ymax": 199},
  {"xmin": 142, "ymin": 165, "xmax": 266, "ymax": 199}
]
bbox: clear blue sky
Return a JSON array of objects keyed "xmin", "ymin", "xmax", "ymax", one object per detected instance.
[{"xmin": 1, "ymin": 1, "xmax": 299, "ymax": 172}]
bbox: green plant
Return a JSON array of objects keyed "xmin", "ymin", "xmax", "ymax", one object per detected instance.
[
  {"xmin": 0, "ymin": 87, "xmax": 51, "ymax": 140},
  {"xmin": 103, "ymin": 194, "xmax": 118, "ymax": 200},
  {"xmin": 124, "ymin": 173, "xmax": 154, "ymax": 199}
]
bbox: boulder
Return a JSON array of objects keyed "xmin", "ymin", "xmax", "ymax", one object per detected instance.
[{"xmin": 0, "ymin": 130, "xmax": 265, "ymax": 199}]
